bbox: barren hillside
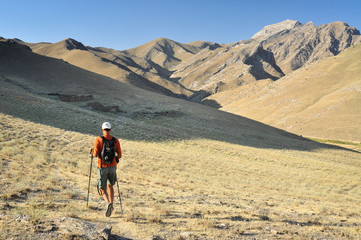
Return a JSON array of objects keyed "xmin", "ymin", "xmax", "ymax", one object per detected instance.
[
  {"xmin": 27, "ymin": 20, "xmax": 361, "ymax": 105},
  {"xmin": 170, "ymin": 40, "xmax": 284, "ymax": 94},
  {"xmin": 207, "ymin": 44, "xmax": 361, "ymax": 141},
  {"xmin": 30, "ymin": 38, "xmax": 191, "ymax": 97}
]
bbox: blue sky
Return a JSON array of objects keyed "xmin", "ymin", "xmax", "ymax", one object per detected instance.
[{"xmin": 1, "ymin": 0, "xmax": 360, "ymax": 50}]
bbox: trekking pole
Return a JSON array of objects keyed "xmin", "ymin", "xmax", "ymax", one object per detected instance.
[
  {"xmin": 86, "ymin": 149, "xmax": 93, "ymax": 207},
  {"xmin": 115, "ymin": 178, "xmax": 123, "ymax": 214}
]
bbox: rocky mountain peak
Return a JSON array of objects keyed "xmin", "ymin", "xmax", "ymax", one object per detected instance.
[
  {"xmin": 63, "ymin": 38, "xmax": 87, "ymax": 51},
  {"xmin": 252, "ymin": 19, "xmax": 302, "ymax": 41},
  {"xmin": 259, "ymin": 20, "xmax": 361, "ymax": 73},
  {"xmin": 319, "ymin": 21, "xmax": 360, "ymax": 36},
  {"xmin": 0, "ymin": 37, "xmax": 32, "ymax": 52}
]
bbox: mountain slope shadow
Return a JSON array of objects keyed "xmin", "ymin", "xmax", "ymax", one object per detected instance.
[
  {"xmin": 1, "ymin": 74, "xmax": 354, "ymax": 153},
  {"xmin": 0, "ymin": 39, "xmax": 356, "ymax": 152}
]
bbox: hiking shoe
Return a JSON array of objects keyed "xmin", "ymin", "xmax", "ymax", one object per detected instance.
[{"xmin": 105, "ymin": 203, "xmax": 113, "ymax": 217}]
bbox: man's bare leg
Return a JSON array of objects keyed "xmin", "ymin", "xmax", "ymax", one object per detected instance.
[
  {"xmin": 102, "ymin": 187, "xmax": 113, "ymax": 217},
  {"xmin": 108, "ymin": 184, "xmax": 114, "ymax": 204},
  {"xmin": 101, "ymin": 189, "xmax": 110, "ymax": 203}
]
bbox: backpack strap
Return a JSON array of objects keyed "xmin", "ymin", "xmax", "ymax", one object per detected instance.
[
  {"xmin": 100, "ymin": 136, "xmax": 106, "ymax": 169},
  {"xmin": 110, "ymin": 137, "xmax": 116, "ymax": 161}
]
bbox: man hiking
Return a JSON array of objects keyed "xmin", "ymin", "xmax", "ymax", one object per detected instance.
[{"xmin": 92, "ymin": 122, "xmax": 122, "ymax": 217}]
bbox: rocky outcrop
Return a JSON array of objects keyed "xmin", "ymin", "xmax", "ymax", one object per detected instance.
[
  {"xmin": 133, "ymin": 109, "xmax": 181, "ymax": 119},
  {"xmin": 243, "ymin": 44, "xmax": 285, "ymax": 80},
  {"xmin": 49, "ymin": 93, "xmax": 94, "ymax": 102},
  {"xmin": 257, "ymin": 21, "xmax": 361, "ymax": 74},
  {"xmin": 86, "ymin": 101, "xmax": 123, "ymax": 113}
]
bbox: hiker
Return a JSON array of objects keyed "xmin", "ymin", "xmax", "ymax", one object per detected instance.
[{"xmin": 92, "ymin": 122, "xmax": 122, "ymax": 217}]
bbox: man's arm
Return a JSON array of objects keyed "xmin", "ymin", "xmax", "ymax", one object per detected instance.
[{"xmin": 93, "ymin": 137, "xmax": 101, "ymax": 158}]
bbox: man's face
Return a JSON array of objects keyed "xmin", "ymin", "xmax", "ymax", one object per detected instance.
[{"xmin": 102, "ymin": 129, "xmax": 111, "ymax": 135}]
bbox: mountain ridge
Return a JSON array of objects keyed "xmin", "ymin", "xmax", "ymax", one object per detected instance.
[
  {"xmin": 0, "ymin": 37, "xmax": 318, "ymax": 149},
  {"xmin": 4, "ymin": 19, "xmax": 361, "ymax": 141},
  {"xmin": 24, "ymin": 20, "xmax": 361, "ymax": 101}
]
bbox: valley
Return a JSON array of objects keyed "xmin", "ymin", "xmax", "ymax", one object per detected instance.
[{"xmin": 1, "ymin": 19, "xmax": 361, "ymax": 239}]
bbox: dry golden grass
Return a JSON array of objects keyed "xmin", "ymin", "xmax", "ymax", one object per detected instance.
[{"xmin": 1, "ymin": 113, "xmax": 360, "ymax": 239}]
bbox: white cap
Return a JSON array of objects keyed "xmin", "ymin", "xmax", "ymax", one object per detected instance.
[{"xmin": 102, "ymin": 122, "xmax": 112, "ymax": 130}]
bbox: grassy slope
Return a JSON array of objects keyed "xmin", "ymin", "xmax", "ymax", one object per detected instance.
[
  {"xmin": 207, "ymin": 44, "xmax": 361, "ymax": 142},
  {"xmin": 1, "ymin": 111, "xmax": 361, "ymax": 239},
  {"xmin": 0, "ymin": 41, "xmax": 361, "ymax": 239},
  {"xmin": 0, "ymin": 81, "xmax": 361, "ymax": 240}
]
